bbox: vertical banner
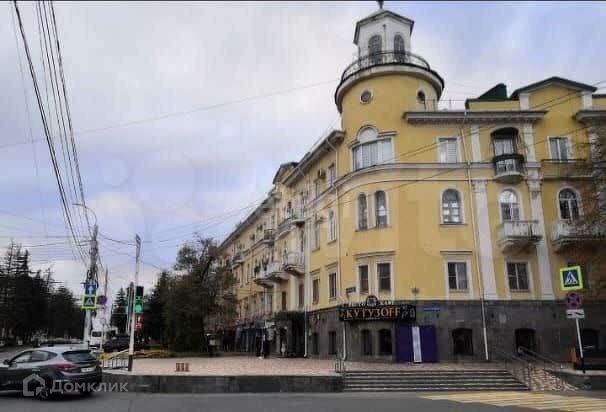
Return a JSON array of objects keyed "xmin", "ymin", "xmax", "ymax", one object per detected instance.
[{"xmin": 412, "ymin": 326, "xmax": 422, "ymax": 363}]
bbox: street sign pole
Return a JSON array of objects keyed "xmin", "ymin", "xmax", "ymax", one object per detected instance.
[
  {"xmin": 128, "ymin": 234, "xmax": 141, "ymax": 372},
  {"xmin": 575, "ymin": 317, "xmax": 585, "ymax": 374}
]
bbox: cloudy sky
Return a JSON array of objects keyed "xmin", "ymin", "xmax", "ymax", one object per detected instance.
[{"xmin": 1, "ymin": 1, "xmax": 605, "ymax": 311}]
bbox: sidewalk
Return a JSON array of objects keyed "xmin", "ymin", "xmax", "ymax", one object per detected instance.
[{"xmin": 123, "ymin": 355, "xmax": 500, "ymax": 376}]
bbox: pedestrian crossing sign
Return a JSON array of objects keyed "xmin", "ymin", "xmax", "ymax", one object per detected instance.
[
  {"xmin": 81, "ymin": 294, "xmax": 96, "ymax": 309},
  {"xmin": 560, "ymin": 266, "xmax": 583, "ymax": 291}
]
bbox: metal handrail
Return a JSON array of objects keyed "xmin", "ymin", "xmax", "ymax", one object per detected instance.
[
  {"xmin": 517, "ymin": 346, "xmax": 567, "ymax": 390},
  {"xmin": 334, "ymin": 354, "xmax": 346, "ymax": 375},
  {"xmin": 489, "ymin": 345, "xmax": 534, "ymax": 390},
  {"xmin": 341, "ymin": 50, "xmax": 431, "ymax": 81}
]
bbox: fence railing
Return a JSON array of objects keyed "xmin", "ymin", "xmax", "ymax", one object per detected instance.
[
  {"xmin": 341, "ymin": 50, "xmax": 431, "ymax": 81},
  {"xmin": 101, "ymin": 357, "xmax": 129, "ymax": 370}
]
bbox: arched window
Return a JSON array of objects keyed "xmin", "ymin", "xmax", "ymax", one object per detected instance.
[
  {"xmin": 328, "ymin": 210, "xmax": 336, "ymax": 241},
  {"xmin": 375, "ymin": 191, "xmax": 388, "ymax": 227},
  {"xmin": 368, "ymin": 34, "xmax": 382, "ymax": 55},
  {"xmin": 368, "ymin": 35, "xmax": 382, "ymax": 64},
  {"xmin": 353, "ymin": 126, "xmax": 393, "ymax": 170},
  {"xmin": 379, "ymin": 329, "xmax": 392, "ymax": 355},
  {"xmin": 394, "ymin": 34, "xmax": 406, "ymax": 63},
  {"xmin": 361, "ymin": 329, "xmax": 373, "ymax": 355},
  {"xmin": 394, "ymin": 34, "xmax": 405, "ymax": 53},
  {"xmin": 500, "ymin": 190, "xmax": 520, "ymax": 221},
  {"xmin": 357, "ymin": 194, "xmax": 368, "ymax": 230},
  {"xmin": 442, "ymin": 189, "xmax": 462, "ymax": 224},
  {"xmin": 559, "ymin": 189, "xmax": 580, "ymax": 220}
]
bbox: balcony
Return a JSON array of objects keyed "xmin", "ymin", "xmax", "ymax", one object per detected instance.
[
  {"xmin": 282, "ymin": 252, "xmax": 305, "ymax": 276},
  {"xmin": 277, "ymin": 207, "xmax": 306, "ymax": 234},
  {"xmin": 497, "ymin": 220, "xmax": 542, "ymax": 253},
  {"xmin": 341, "ymin": 51, "xmax": 431, "ymax": 81},
  {"xmin": 551, "ymin": 220, "xmax": 604, "ymax": 253},
  {"xmin": 262, "ymin": 229, "xmax": 275, "ymax": 243},
  {"xmin": 254, "ymin": 268, "xmax": 274, "ymax": 288},
  {"xmin": 266, "ymin": 261, "xmax": 289, "ymax": 282},
  {"xmin": 493, "ymin": 153, "xmax": 525, "ymax": 183},
  {"xmin": 232, "ymin": 251, "xmax": 244, "ymax": 267}
]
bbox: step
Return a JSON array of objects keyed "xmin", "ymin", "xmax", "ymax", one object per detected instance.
[
  {"xmin": 343, "ymin": 387, "xmax": 529, "ymax": 392},
  {"xmin": 345, "ymin": 370, "xmax": 511, "ymax": 375},
  {"xmin": 342, "ymin": 382, "xmax": 529, "ymax": 387}
]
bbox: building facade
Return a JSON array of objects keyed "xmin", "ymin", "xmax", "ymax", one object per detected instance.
[{"xmin": 218, "ymin": 8, "xmax": 606, "ymax": 362}]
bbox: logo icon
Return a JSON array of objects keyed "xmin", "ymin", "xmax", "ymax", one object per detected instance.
[{"xmin": 23, "ymin": 373, "xmax": 46, "ymax": 397}]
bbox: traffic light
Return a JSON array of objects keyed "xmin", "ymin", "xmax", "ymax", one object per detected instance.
[{"xmin": 134, "ymin": 286, "xmax": 144, "ymax": 314}]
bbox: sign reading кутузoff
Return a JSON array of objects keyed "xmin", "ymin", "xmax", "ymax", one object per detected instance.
[
  {"xmin": 560, "ymin": 265, "xmax": 584, "ymax": 291},
  {"xmin": 339, "ymin": 303, "xmax": 416, "ymax": 321}
]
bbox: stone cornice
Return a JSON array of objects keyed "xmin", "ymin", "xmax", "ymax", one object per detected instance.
[
  {"xmin": 404, "ymin": 110, "xmax": 547, "ymax": 125},
  {"xmin": 575, "ymin": 109, "xmax": 606, "ymax": 124}
]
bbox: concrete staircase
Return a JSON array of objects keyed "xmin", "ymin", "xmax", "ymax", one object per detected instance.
[{"xmin": 342, "ymin": 369, "xmax": 529, "ymax": 392}]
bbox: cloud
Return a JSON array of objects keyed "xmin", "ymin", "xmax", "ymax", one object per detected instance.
[{"xmin": 1, "ymin": 1, "xmax": 605, "ymax": 302}]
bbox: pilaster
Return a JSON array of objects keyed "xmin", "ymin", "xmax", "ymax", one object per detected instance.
[{"xmin": 472, "ymin": 180, "xmax": 498, "ymax": 300}]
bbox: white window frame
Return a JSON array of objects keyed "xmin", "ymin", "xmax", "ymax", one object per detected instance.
[
  {"xmin": 328, "ymin": 272, "xmax": 337, "ymax": 300},
  {"xmin": 437, "ymin": 136, "xmax": 461, "ymax": 163},
  {"xmin": 505, "ymin": 260, "xmax": 534, "ymax": 297},
  {"xmin": 557, "ymin": 187, "xmax": 583, "ymax": 220},
  {"xmin": 312, "ymin": 277, "xmax": 320, "ymax": 304},
  {"xmin": 446, "ymin": 261, "xmax": 469, "ymax": 291},
  {"xmin": 374, "ymin": 190, "xmax": 389, "ymax": 228},
  {"xmin": 328, "ymin": 210, "xmax": 337, "ymax": 242},
  {"xmin": 440, "ymin": 188, "xmax": 465, "ymax": 225},
  {"xmin": 356, "ymin": 193, "xmax": 369, "ymax": 230},
  {"xmin": 376, "ymin": 261, "xmax": 393, "ymax": 297},
  {"xmin": 312, "ymin": 218, "xmax": 320, "ymax": 250},
  {"xmin": 357, "ymin": 263, "xmax": 370, "ymax": 297},
  {"xmin": 498, "ymin": 188, "xmax": 524, "ymax": 222},
  {"xmin": 548, "ymin": 136, "xmax": 573, "ymax": 161},
  {"xmin": 328, "ymin": 164, "xmax": 336, "ymax": 186}
]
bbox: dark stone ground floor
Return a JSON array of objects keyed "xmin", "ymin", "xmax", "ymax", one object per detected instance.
[{"xmin": 233, "ymin": 300, "xmax": 606, "ymax": 363}]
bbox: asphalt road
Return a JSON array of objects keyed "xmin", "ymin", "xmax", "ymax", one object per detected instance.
[{"xmin": 0, "ymin": 392, "xmax": 536, "ymax": 412}]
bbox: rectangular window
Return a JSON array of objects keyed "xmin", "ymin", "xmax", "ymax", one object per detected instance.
[
  {"xmin": 312, "ymin": 333, "xmax": 319, "ymax": 355},
  {"xmin": 447, "ymin": 262, "xmax": 468, "ymax": 290},
  {"xmin": 298, "ymin": 284, "xmax": 304, "ymax": 308},
  {"xmin": 507, "ymin": 262, "xmax": 529, "ymax": 291},
  {"xmin": 377, "ymin": 263, "xmax": 391, "ymax": 292},
  {"xmin": 312, "ymin": 278, "xmax": 320, "ymax": 304},
  {"xmin": 438, "ymin": 138, "xmax": 458, "ymax": 163},
  {"xmin": 329, "ymin": 272, "xmax": 337, "ymax": 299},
  {"xmin": 281, "ymin": 291, "xmax": 287, "ymax": 311},
  {"xmin": 328, "ymin": 164, "xmax": 336, "ymax": 186},
  {"xmin": 328, "ymin": 211, "xmax": 337, "ymax": 242},
  {"xmin": 268, "ymin": 293, "xmax": 273, "ymax": 313},
  {"xmin": 550, "ymin": 137, "xmax": 570, "ymax": 160},
  {"xmin": 314, "ymin": 179, "xmax": 321, "ymax": 199},
  {"xmin": 359, "ymin": 265, "xmax": 369, "ymax": 294},
  {"xmin": 328, "ymin": 331, "xmax": 337, "ymax": 355},
  {"xmin": 312, "ymin": 220, "xmax": 320, "ymax": 250},
  {"xmin": 353, "ymin": 139, "xmax": 393, "ymax": 170}
]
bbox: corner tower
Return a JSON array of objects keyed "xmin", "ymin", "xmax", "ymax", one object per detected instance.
[{"xmin": 335, "ymin": 8, "xmax": 444, "ymax": 120}]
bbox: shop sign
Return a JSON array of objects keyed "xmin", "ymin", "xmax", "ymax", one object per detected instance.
[{"xmin": 339, "ymin": 295, "xmax": 416, "ymax": 322}]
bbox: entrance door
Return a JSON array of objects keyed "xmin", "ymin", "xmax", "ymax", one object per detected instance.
[
  {"xmin": 515, "ymin": 328, "xmax": 536, "ymax": 352},
  {"xmin": 420, "ymin": 325, "xmax": 438, "ymax": 362},
  {"xmin": 395, "ymin": 325, "xmax": 413, "ymax": 362}
]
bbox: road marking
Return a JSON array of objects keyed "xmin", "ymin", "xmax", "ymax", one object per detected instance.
[{"xmin": 422, "ymin": 391, "xmax": 606, "ymax": 411}]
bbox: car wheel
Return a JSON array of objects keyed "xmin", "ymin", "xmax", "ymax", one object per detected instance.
[{"xmin": 35, "ymin": 384, "xmax": 54, "ymax": 401}]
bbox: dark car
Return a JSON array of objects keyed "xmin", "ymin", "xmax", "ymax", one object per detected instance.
[
  {"xmin": 103, "ymin": 335, "xmax": 146, "ymax": 353},
  {"xmin": 0, "ymin": 347, "xmax": 101, "ymax": 399}
]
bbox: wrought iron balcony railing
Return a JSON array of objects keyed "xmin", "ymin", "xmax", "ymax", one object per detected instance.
[{"xmin": 341, "ymin": 50, "xmax": 431, "ymax": 81}]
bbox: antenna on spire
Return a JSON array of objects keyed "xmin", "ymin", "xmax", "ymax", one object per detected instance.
[{"xmin": 377, "ymin": 0, "xmax": 384, "ymax": 10}]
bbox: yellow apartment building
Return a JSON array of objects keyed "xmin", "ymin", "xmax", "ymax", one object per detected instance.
[{"xmin": 218, "ymin": 8, "xmax": 606, "ymax": 362}]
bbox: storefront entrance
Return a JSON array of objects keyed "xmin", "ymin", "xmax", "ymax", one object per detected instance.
[{"xmin": 396, "ymin": 325, "xmax": 438, "ymax": 363}]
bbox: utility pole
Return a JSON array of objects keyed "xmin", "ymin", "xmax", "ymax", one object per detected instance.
[
  {"xmin": 128, "ymin": 234, "xmax": 141, "ymax": 372},
  {"xmin": 100, "ymin": 267, "xmax": 108, "ymax": 352},
  {"xmin": 83, "ymin": 224, "xmax": 99, "ymax": 348}
]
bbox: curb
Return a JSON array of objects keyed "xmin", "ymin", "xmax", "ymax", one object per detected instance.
[{"xmin": 103, "ymin": 372, "xmax": 343, "ymax": 393}]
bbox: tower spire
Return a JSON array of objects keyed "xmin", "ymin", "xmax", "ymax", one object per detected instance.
[{"xmin": 377, "ymin": 1, "xmax": 384, "ymax": 10}]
